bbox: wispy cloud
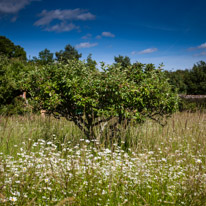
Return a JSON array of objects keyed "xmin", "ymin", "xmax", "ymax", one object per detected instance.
[
  {"xmin": 96, "ymin": 31, "xmax": 115, "ymax": 39},
  {"xmin": 45, "ymin": 22, "xmax": 79, "ymax": 32},
  {"xmin": 0, "ymin": 0, "xmax": 39, "ymax": 21},
  {"xmin": 102, "ymin": 32, "xmax": 115, "ymax": 38},
  {"xmin": 131, "ymin": 48, "xmax": 158, "ymax": 55},
  {"xmin": 194, "ymin": 51, "xmax": 206, "ymax": 57},
  {"xmin": 139, "ymin": 48, "xmax": 158, "ymax": 54},
  {"xmin": 0, "ymin": 0, "xmax": 33, "ymax": 14},
  {"xmin": 142, "ymin": 24, "xmax": 179, "ymax": 32},
  {"xmin": 131, "ymin": 51, "xmax": 137, "ymax": 55},
  {"xmin": 96, "ymin": 35, "xmax": 102, "ymax": 39},
  {"xmin": 197, "ymin": 42, "xmax": 206, "ymax": 49},
  {"xmin": 75, "ymin": 42, "xmax": 98, "ymax": 49},
  {"xmin": 35, "ymin": 9, "xmax": 95, "ymax": 26},
  {"xmin": 34, "ymin": 9, "xmax": 95, "ymax": 32},
  {"xmin": 81, "ymin": 33, "xmax": 92, "ymax": 39},
  {"xmin": 188, "ymin": 42, "xmax": 206, "ymax": 51}
]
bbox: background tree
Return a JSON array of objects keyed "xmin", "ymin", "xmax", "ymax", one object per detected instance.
[
  {"xmin": 114, "ymin": 55, "xmax": 131, "ymax": 67},
  {"xmin": 165, "ymin": 61, "xmax": 206, "ymax": 95},
  {"xmin": 38, "ymin": 48, "xmax": 54, "ymax": 65},
  {"xmin": 0, "ymin": 36, "xmax": 26, "ymax": 60},
  {"xmin": 186, "ymin": 61, "xmax": 206, "ymax": 94},
  {"xmin": 30, "ymin": 49, "xmax": 54, "ymax": 65},
  {"xmin": 56, "ymin": 44, "xmax": 82, "ymax": 63},
  {"xmin": 165, "ymin": 69, "xmax": 188, "ymax": 94},
  {"xmin": 86, "ymin": 53, "xmax": 97, "ymax": 71}
]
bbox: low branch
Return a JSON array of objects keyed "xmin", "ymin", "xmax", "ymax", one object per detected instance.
[
  {"xmin": 147, "ymin": 115, "xmax": 166, "ymax": 127},
  {"xmin": 66, "ymin": 116, "xmax": 90, "ymax": 139},
  {"xmin": 92, "ymin": 116, "xmax": 113, "ymax": 127}
]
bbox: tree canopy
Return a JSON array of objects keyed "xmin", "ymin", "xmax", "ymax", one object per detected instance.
[
  {"xmin": 86, "ymin": 53, "xmax": 97, "ymax": 71},
  {"xmin": 1, "ymin": 35, "xmax": 206, "ymax": 117},
  {"xmin": 38, "ymin": 48, "xmax": 54, "ymax": 65},
  {"xmin": 23, "ymin": 60, "xmax": 178, "ymax": 139},
  {"xmin": 0, "ymin": 36, "xmax": 26, "ymax": 60},
  {"xmin": 55, "ymin": 44, "xmax": 82, "ymax": 63},
  {"xmin": 31, "ymin": 48, "xmax": 54, "ymax": 65},
  {"xmin": 114, "ymin": 55, "xmax": 131, "ymax": 67},
  {"xmin": 165, "ymin": 61, "xmax": 206, "ymax": 95},
  {"xmin": 0, "ymin": 55, "xmax": 31, "ymax": 107}
]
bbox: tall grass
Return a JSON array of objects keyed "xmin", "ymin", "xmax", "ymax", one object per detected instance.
[
  {"xmin": 0, "ymin": 112, "xmax": 206, "ymax": 205},
  {"xmin": 0, "ymin": 115, "xmax": 83, "ymax": 157}
]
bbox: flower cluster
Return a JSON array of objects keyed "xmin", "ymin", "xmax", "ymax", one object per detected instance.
[{"xmin": 0, "ymin": 138, "xmax": 206, "ymax": 205}]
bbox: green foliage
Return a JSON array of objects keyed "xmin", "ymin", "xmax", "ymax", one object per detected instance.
[
  {"xmin": 179, "ymin": 95, "xmax": 206, "ymax": 112},
  {"xmin": 86, "ymin": 53, "xmax": 97, "ymax": 71},
  {"xmin": 55, "ymin": 44, "xmax": 82, "ymax": 63},
  {"xmin": 23, "ymin": 60, "xmax": 178, "ymax": 139},
  {"xmin": 166, "ymin": 61, "xmax": 206, "ymax": 95},
  {"xmin": 114, "ymin": 55, "xmax": 131, "ymax": 67},
  {"xmin": 0, "ymin": 56, "xmax": 22, "ymax": 105},
  {"xmin": 187, "ymin": 61, "xmax": 206, "ymax": 94},
  {"xmin": 0, "ymin": 96, "xmax": 31, "ymax": 116},
  {"xmin": 178, "ymin": 100, "xmax": 198, "ymax": 112},
  {"xmin": 39, "ymin": 48, "xmax": 53, "ymax": 64},
  {"xmin": 31, "ymin": 48, "xmax": 54, "ymax": 65},
  {"xmin": 0, "ymin": 36, "xmax": 26, "ymax": 60},
  {"xmin": 165, "ymin": 70, "xmax": 188, "ymax": 93},
  {"xmin": 0, "ymin": 55, "xmax": 32, "ymax": 114}
]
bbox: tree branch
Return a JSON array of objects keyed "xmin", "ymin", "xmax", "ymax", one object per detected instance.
[{"xmin": 92, "ymin": 116, "xmax": 113, "ymax": 127}]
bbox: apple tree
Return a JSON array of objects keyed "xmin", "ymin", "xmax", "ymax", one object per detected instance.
[{"xmin": 23, "ymin": 60, "xmax": 178, "ymax": 139}]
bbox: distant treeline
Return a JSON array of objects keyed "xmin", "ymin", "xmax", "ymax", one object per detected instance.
[
  {"xmin": 164, "ymin": 62, "xmax": 206, "ymax": 110},
  {"xmin": 165, "ymin": 61, "xmax": 206, "ymax": 95}
]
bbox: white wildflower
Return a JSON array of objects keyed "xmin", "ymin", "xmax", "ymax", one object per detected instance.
[
  {"xmin": 196, "ymin": 159, "xmax": 202, "ymax": 164},
  {"xmin": 9, "ymin": 197, "xmax": 17, "ymax": 202}
]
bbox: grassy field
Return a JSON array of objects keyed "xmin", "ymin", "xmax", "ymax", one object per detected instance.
[{"xmin": 0, "ymin": 112, "xmax": 206, "ymax": 205}]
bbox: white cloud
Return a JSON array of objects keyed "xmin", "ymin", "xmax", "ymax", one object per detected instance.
[
  {"xmin": 34, "ymin": 9, "xmax": 95, "ymax": 26},
  {"xmin": 0, "ymin": 0, "xmax": 29, "ymax": 14},
  {"xmin": 0, "ymin": 0, "xmax": 38, "ymax": 14},
  {"xmin": 96, "ymin": 32, "xmax": 115, "ymax": 39},
  {"xmin": 82, "ymin": 33, "xmax": 92, "ymax": 39},
  {"xmin": 194, "ymin": 51, "xmax": 206, "ymax": 57},
  {"xmin": 75, "ymin": 42, "xmax": 98, "ymax": 49},
  {"xmin": 96, "ymin": 35, "xmax": 102, "ymax": 39},
  {"xmin": 0, "ymin": 0, "xmax": 39, "ymax": 22},
  {"xmin": 45, "ymin": 22, "xmax": 79, "ymax": 32},
  {"xmin": 188, "ymin": 42, "xmax": 206, "ymax": 51},
  {"xmin": 101, "ymin": 32, "xmax": 115, "ymax": 38},
  {"xmin": 197, "ymin": 42, "xmax": 206, "ymax": 49},
  {"xmin": 139, "ymin": 48, "xmax": 158, "ymax": 54},
  {"xmin": 131, "ymin": 51, "xmax": 137, "ymax": 55},
  {"xmin": 34, "ymin": 9, "xmax": 95, "ymax": 32}
]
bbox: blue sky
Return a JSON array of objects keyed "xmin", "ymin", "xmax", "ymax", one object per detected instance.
[{"xmin": 0, "ymin": 0, "xmax": 206, "ymax": 70}]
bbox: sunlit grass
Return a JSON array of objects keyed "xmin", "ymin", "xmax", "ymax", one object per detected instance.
[{"xmin": 0, "ymin": 112, "xmax": 206, "ymax": 205}]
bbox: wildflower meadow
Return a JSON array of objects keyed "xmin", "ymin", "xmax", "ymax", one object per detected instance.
[{"xmin": 0, "ymin": 111, "xmax": 206, "ymax": 205}]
